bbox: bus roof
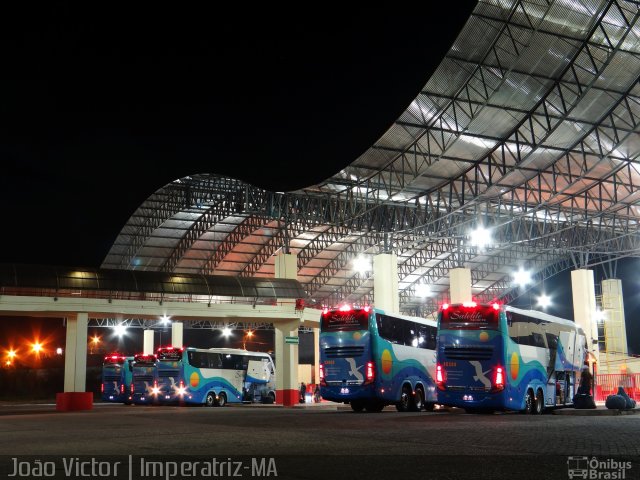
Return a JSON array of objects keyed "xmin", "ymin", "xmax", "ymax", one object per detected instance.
[
  {"xmin": 372, "ymin": 308, "xmax": 437, "ymax": 328},
  {"xmin": 504, "ymin": 305, "xmax": 580, "ymax": 330},
  {"xmin": 185, "ymin": 347, "xmax": 273, "ymax": 357}
]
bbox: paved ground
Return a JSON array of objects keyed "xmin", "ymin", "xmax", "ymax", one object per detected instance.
[{"xmin": 0, "ymin": 403, "xmax": 638, "ymax": 479}]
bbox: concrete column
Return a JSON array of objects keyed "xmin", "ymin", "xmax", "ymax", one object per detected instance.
[
  {"xmin": 450, "ymin": 268, "xmax": 472, "ymax": 304},
  {"xmin": 373, "ymin": 253, "xmax": 399, "ymax": 313},
  {"xmin": 571, "ymin": 269, "xmax": 599, "ymax": 364},
  {"xmin": 313, "ymin": 327, "xmax": 320, "ymax": 385},
  {"xmin": 601, "ymin": 279, "xmax": 628, "ymax": 356},
  {"xmin": 57, "ymin": 312, "xmax": 92, "ymax": 411},
  {"xmin": 171, "ymin": 321, "xmax": 183, "ymax": 348},
  {"xmin": 143, "ymin": 330, "xmax": 154, "ymax": 355},
  {"xmin": 274, "ymin": 320, "xmax": 299, "ymax": 406},
  {"xmin": 275, "ymin": 252, "xmax": 298, "ymax": 280},
  {"xmin": 63, "ymin": 312, "xmax": 88, "ymax": 392},
  {"xmin": 273, "ymin": 251, "xmax": 300, "ymax": 405}
]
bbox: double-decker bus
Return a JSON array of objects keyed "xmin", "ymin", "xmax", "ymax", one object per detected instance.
[
  {"xmin": 436, "ymin": 302, "xmax": 587, "ymax": 413},
  {"xmin": 319, "ymin": 305, "xmax": 438, "ymax": 412},
  {"xmin": 156, "ymin": 346, "xmax": 276, "ymax": 406},
  {"xmin": 130, "ymin": 354, "xmax": 159, "ymax": 405},
  {"xmin": 101, "ymin": 354, "xmax": 134, "ymax": 404}
]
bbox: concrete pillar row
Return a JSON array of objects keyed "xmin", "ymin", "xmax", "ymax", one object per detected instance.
[
  {"xmin": 57, "ymin": 312, "xmax": 92, "ymax": 411},
  {"xmin": 171, "ymin": 321, "xmax": 184, "ymax": 348},
  {"xmin": 450, "ymin": 268, "xmax": 472, "ymax": 304},
  {"xmin": 143, "ymin": 329, "xmax": 154, "ymax": 355},
  {"xmin": 274, "ymin": 252, "xmax": 300, "ymax": 406},
  {"xmin": 373, "ymin": 253, "xmax": 399, "ymax": 313},
  {"xmin": 571, "ymin": 269, "xmax": 599, "ymax": 365},
  {"xmin": 274, "ymin": 320, "xmax": 300, "ymax": 406}
]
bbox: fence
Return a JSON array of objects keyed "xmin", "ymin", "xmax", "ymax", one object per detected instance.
[{"xmin": 594, "ymin": 373, "xmax": 640, "ymax": 402}]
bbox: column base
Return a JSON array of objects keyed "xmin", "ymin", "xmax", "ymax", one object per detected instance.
[
  {"xmin": 276, "ymin": 389, "xmax": 298, "ymax": 407},
  {"xmin": 56, "ymin": 392, "xmax": 93, "ymax": 412}
]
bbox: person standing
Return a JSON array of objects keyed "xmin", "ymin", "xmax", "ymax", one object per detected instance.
[{"xmin": 299, "ymin": 382, "xmax": 306, "ymax": 404}]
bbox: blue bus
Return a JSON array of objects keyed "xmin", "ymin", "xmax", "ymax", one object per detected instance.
[
  {"xmin": 101, "ymin": 354, "xmax": 134, "ymax": 404},
  {"xmin": 436, "ymin": 302, "xmax": 588, "ymax": 413},
  {"xmin": 319, "ymin": 305, "xmax": 438, "ymax": 412},
  {"xmin": 156, "ymin": 347, "xmax": 276, "ymax": 406},
  {"xmin": 131, "ymin": 354, "xmax": 159, "ymax": 405}
]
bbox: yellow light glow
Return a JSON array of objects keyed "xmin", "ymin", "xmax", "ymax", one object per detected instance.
[
  {"xmin": 32, "ymin": 342, "xmax": 42, "ymax": 353},
  {"xmin": 7, "ymin": 350, "xmax": 16, "ymax": 359},
  {"xmin": 92, "ymin": 336, "xmax": 100, "ymax": 345}
]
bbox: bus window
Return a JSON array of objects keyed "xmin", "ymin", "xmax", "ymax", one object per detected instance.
[{"xmin": 376, "ymin": 314, "xmax": 402, "ymax": 344}]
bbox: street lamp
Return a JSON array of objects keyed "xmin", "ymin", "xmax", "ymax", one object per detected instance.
[
  {"xmin": 243, "ymin": 330, "xmax": 254, "ymax": 350},
  {"xmin": 537, "ymin": 294, "xmax": 552, "ymax": 309},
  {"xmin": 31, "ymin": 342, "xmax": 43, "ymax": 354},
  {"xmin": 469, "ymin": 225, "xmax": 492, "ymax": 249},
  {"xmin": 513, "ymin": 268, "xmax": 532, "ymax": 288}
]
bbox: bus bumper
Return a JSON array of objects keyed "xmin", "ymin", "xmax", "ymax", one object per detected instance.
[
  {"xmin": 437, "ymin": 389, "xmax": 504, "ymax": 409},
  {"xmin": 320, "ymin": 384, "xmax": 377, "ymax": 403}
]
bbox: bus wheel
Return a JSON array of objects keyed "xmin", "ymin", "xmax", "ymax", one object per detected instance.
[
  {"xmin": 424, "ymin": 403, "xmax": 436, "ymax": 412},
  {"xmin": 535, "ymin": 389, "xmax": 545, "ymax": 415},
  {"xmin": 350, "ymin": 400, "xmax": 365, "ymax": 412},
  {"xmin": 411, "ymin": 386, "xmax": 424, "ymax": 411},
  {"xmin": 216, "ymin": 392, "xmax": 227, "ymax": 407},
  {"xmin": 205, "ymin": 392, "xmax": 216, "ymax": 407},
  {"xmin": 523, "ymin": 389, "xmax": 534, "ymax": 414},
  {"xmin": 395, "ymin": 385, "xmax": 412, "ymax": 412},
  {"xmin": 265, "ymin": 392, "xmax": 275, "ymax": 404}
]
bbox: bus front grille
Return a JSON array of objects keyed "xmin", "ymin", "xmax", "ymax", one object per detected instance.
[
  {"xmin": 444, "ymin": 346, "xmax": 493, "ymax": 360},
  {"xmin": 134, "ymin": 375, "xmax": 154, "ymax": 383},
  {"xmin": 158, "ymin": 370, "xmax": 180, "ymax": 378},
  {"xmin": 324, "ymin": 346, "xmax": 365, "ymax": 358},
  {"xmin": 103, "ymin": 375, "xmax": 120, "ymax": 382}
]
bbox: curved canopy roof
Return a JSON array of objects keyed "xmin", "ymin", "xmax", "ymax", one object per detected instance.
[{"xmin": 102, "ymin": 0, "xmax": 640, "ymax": 317}]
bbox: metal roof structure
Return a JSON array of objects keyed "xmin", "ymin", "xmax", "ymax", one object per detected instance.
[{"xmin": 102, "ymin": 0, "xmax": 640, "ymax": 318}]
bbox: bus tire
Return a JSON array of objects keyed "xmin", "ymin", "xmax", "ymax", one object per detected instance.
[
  {"xmin": 216, "ymin": 392, "xmax": 227, "ymax": 407},
  {"xmin": 424, "ymin": 402, "xmax": 436, "ymax": 412},
  {"xmin": 264, "ymin": 392, "xmax": 275, "ymax": 404},
  {"xmin": 205, "ymin": 392, "xmax": 216, "ymax": 407},
  {"xmin": 523, "ymin": 389, "xmax": 535, "ymax": 414},
  {"xmin": 350, "ymin": 400, "xmax": 365, "ymax": 412},
  {"xmin": 395, "ymin": 384, "xmax": 412, "ymax": 412},
  {"xmin": 535, "ymin": 389, "xmax": 545, "ymax": 414},
  {"xmin": 411, "ymin": 386, "xmax": 424, "ymax": 411}
]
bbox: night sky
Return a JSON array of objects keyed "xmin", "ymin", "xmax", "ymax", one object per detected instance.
[{"xmin": 0, "ymin": 4, "xmax": 476, "ymax": 267}]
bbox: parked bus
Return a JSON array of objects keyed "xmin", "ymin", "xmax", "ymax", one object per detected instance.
[
  {"xmin": 155, "ymin": 346, "xmax": 276, "ymax": 406},
  {"xmin": 319, "ymin": 305, "xmax": 438, "ymax": 412},
  {"xmin": 101, "ymin": 354, "xmax": 134, "ymax": 404},
  {"xmin": 436, "ymin": 302, "xmax": 588, "ymax": 413},
  {"xmin": 131, "ymin": 353, "xmax": 159, "ymax": 405}
]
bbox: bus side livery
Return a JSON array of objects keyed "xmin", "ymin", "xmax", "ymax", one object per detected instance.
[
  {"xmin": 101, "ymin": 354, "xmax": 134, "ymax": 404},
  {"xmin": 436, "ymin": 302, "xmax": 587, "ymax": 413},
  {"xmin": 131, "ymin": 354, "xmax": 159, "ymax": 405},
  {"xmin": 157, "ymin": 347, "xmax": 276, "ymax": 406},
  {"xmin": 319, "ymin": 305, "xmax": 438, "ymax": 412}
]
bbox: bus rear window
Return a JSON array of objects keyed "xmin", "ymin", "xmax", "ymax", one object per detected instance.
[
  {"xmin": 321, "ymin": 310, "xmax": 369, "ymax": 331},
  {"xmin": 440, "ymin": 305, "xmax": 499, "ymax": 330}
]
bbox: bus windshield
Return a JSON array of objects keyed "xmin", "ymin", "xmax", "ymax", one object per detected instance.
[
  {"xmin": 321, "ymin": 309, "xmax": 369, "ymax": 332},
  {"xmin": 440, "ymin": 305, "xmax": 500, "ymax": 330}
]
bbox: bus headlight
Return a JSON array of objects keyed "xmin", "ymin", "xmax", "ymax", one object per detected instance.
[
  {"xmin": 178, "ymin": 387, "xmax": 186, "ymax": 396},
  {"xmin": 151, "ymin": 387, "xmax": 160, "ymax": 395}
]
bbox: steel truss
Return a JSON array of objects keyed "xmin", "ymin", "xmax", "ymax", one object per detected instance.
[{"xmin": 103, "ymin": 0, "xmax": 640, "ymax": 317}]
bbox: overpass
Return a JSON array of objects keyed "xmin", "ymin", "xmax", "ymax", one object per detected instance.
[{"xmin": 0, "ymin": 264, "xmax": 320, "ymax": 409}]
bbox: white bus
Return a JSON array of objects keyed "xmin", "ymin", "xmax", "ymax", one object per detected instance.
[{"xmin": 155, "ymin": 346, "xmax": 276, "ymax": 406}]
